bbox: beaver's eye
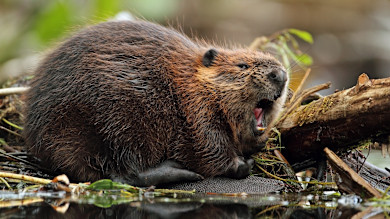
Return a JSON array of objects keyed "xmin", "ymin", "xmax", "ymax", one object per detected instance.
[{"xmin": 237, "ymin": 63, "xmax": 249, "ymax": 70}]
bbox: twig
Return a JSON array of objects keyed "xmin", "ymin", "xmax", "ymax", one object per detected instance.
[
  {"xmin": 273, "ymin": 149, "xmax": 296, "ymax": 177},
  {"xmin": 0, "ymin": 150, "xmax": 44, "ymax": 170},
  {"xmin": 249, "ymin": 29, "xmax": 288, "ymax": 50},
  {"xmin": 256, "ymin": 164, "xmax": 289, "ymax": 182},
  {"xmin": 0, "ymin": 126, "xmax": 22, "ymax": 137},
  {"xmin": 288, "ymin": 68, "xmax": 311, "ymax": 105},
  {"xmin": 0, "ymin": 139, "xmax": 18, "ymax": 153},
  {"xmin": 249, "ymin": 36, "xmax": 268, "ymax": 50},
  {"xmin": 256, "ymin": 204, "xmax": 283, "ymax": 217},
  {"xmin": 382, "ymin": 186, "xmax": 390, "ymax": 198},
  {"xmin": 2, "ymin": 118, "xmax": 23, "ymax": 130},
  {"xmin": 351, "ymin": 207, "xmax": 374, "ymax": 219},
  {"xmin": 154, "ymin": 188, "xmax": 196, "ymax": 194},
  {"xmin": 0, "ymin": 171, "xmax": 51, "ymax": 185},
  {"xmin": 0, "ymin": 177, "xmax": 12, "ymax": 189},
  {"xmin": 0, "ymin": 172, "xmax": 79, "ymax": 192},
  {"xmin": 256, "ymin": 164, "xmax": 335, "ymax": 186},
  {"xmin": 0, "ymin": 198, "xmax": 44, "ymax": 208},
  {"xmin": 0, "ymin": 87, "xmax": 29, "ymax": 96}
]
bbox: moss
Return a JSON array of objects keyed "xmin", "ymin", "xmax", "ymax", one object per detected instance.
[{"xmin": 295, "ymin": 96, "xmax": 335, "ymax": 126}]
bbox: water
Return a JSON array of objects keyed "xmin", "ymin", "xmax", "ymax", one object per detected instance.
[
  {"xmin": 1, "ymin": 190, "xmax": 389, "ymax": 218},
  {"xmin": 363, "ymin": 149, "xmax": 390, "ymax": 170}
]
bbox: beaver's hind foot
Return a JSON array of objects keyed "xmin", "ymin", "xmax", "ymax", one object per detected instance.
[{"xmin": 111, "ymin": 160, "xmax": 204, "ymax": 187}]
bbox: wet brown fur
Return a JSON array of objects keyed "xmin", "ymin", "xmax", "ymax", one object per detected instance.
[{"xmin": 24, "ymin": 21, "xmax": 288, "ymax": 182}]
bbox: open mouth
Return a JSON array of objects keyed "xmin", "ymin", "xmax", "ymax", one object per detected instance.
[{"xmin": 253, "ymin": 99, "xmax": 273, "ymax": 135}]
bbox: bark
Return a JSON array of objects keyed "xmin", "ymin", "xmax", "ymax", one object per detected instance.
[{"xmin": 277, "ymin": 74, "xmax": 390, "ymax": 165}]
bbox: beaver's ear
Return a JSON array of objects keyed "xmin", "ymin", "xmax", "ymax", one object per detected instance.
[{"xmin": 202, "ymin": 49, "xmax": 218, "ymax": 67}]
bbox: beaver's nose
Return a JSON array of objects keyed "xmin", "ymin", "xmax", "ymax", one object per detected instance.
[{"xmin": 267, "ymin": 69, "xmax": 287, "ymax": 89}]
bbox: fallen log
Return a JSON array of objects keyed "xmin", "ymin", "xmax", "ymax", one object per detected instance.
[{"xmin": 277, "ymin": 74, "xmax": 390, "ymax": 166}]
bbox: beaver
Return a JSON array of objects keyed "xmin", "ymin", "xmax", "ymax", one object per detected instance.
[{"xmin": 24, "ymin": 20, "xmax": 288, "ymax": 186}]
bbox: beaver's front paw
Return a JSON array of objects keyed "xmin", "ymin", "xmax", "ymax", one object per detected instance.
[{"xmin": 225, "ymin": 157, "xmax": 254, "ymax": 179}]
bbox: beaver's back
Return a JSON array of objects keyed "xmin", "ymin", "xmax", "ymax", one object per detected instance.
[{"xmin": 24, "ymin": 21, "xmax": 200, "ymax": 181}]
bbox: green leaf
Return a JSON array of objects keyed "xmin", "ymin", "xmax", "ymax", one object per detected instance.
[
  {"xmin": 92, "ymin": 198, "xmax": 116, "ymax": 208},
  {"xmin": 281, "ymin": 43, "xmax": 313, "ymax": 68},
  {"xmin": 87, "ymin": 179, "xmax": 140, "ymax": 193},
  {"xmin": 285, "ymin": 33, "xmax": 300, "ymax": 51},
  {"xmin": 298, "ymin": 53, "xmax": 313, "ymax": 66},
  {"xmin": 288, "ymin": 29, "xmax": 313, "ymax": 44}
]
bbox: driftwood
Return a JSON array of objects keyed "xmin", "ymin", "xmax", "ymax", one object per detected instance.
[
  {"xmin": 324, "ymin": 147, "xmax": 381, "ymax": 198},
  {"xmin": 277, "ymin": 73, "xmax": 390, "ymax": 165}
]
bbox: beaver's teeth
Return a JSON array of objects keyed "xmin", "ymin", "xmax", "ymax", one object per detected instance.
[{"xmin": 257, "ymin": 127, "xmax": 265, "ymax": 132}]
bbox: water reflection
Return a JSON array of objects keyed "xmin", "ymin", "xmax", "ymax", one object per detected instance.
[
  {"xmin": 0, "ymin": 202, "xmax": 362, "ymax": 219},
  {"xmin": 0, "ymin": 192, "xmax": 387, "ymax": 218},
  {"xmin": 1, "ymin": 202, "xmax": 248, "ymax": 218}
]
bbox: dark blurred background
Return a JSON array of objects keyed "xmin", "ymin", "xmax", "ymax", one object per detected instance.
[{"xmin": 1, "ymin": 0, "xmax": 390, "ymax": 94}]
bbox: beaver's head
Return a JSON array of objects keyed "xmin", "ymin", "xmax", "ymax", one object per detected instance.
[{"xmin": 197, "ymin": 48, "xmax": 289, "ymax": 155}]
